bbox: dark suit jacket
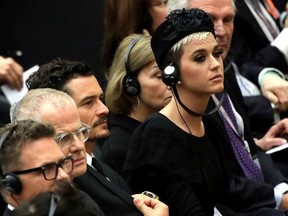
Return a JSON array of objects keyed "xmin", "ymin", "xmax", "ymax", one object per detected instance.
[
  {"xmin": 3, "ymin": 206, "xmax": 12, "ymax": 216},
  {"xmin": 230, "ymin": 0, "xmax": 288, "ymax": 86},
  {"xmin": 73, "ymin": 164, "xmax": 142, "ymax": 216},
  {"xmin": 242, "ymin": 95, "xmax": 274, "ymax": 138},
  {"xmin": 220, "ymin": 61, "xmax": 286, "ymax": 184},
  {"xmin": 101, "ymin": 113, "xmax": 141, "ymax": 176},
  {"xmin": 203, "ymin": 63, "xmax": 288, "ymax": 214},
  {"xmin": 0, "ymin": 96, "xmax": 10, "ymax": 128}
]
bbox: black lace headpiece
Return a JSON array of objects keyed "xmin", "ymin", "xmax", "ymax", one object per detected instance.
[{"xmin": 151, "ymin": 8, "xmax": 215, "ymax": 70}]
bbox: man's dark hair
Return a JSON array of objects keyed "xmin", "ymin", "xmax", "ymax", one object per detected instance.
[
  {"xmin": 0, "ymin": 120, "xmax": 55, "ymax": 177},
  {"xmin": 26, "ymin": 58, "xmax": 94, "ymax": 94}
]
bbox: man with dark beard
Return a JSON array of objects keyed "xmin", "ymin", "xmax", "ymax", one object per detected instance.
[
  {"xmin": 25, "ymin": 58, "xmax": 110, "ymax": 156},
  {"xmin": 21, "ymin": 59, "xmax": 143, "ymax": 216}
]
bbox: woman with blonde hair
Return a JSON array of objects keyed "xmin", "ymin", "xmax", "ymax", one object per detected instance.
[{"xmin": 102, "ymin": 34, "xmax": 171, "ymax": 175}]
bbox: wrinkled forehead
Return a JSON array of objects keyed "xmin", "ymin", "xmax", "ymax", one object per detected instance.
[
  {"xmin": 40, "ymin": 101, "xmax": 82, "ymax": 132},
  {"xmin": 187, "ymin": 0, "xmax": 236, "ymax": 20},
  {"xmin": 171, "ymin": 32, "xmax": 216, "ymax": 52}
]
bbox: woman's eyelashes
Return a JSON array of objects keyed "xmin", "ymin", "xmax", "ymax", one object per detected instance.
[{"xmin": 193, "ymin": 48, "xmax": 224, "ymax": 63}]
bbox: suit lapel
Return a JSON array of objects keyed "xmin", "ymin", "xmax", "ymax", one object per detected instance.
[
  {"xmin": 86, "ymin": 166, "xmax": 136, "ymax": 209},
  {"xmin": 3, "ymin": 206, "xmax": 12, "ymax": 216},
  {"xmin": 235, "ymin": 0, "xmax": 270, "ymax": 42}
]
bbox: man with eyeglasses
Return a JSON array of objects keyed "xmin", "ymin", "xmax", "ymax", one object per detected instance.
[
  {"xmin": 25, "ymin": 58, "xmax": 110, "ymax": 157},
  {"xmin": 0, "ymin": 120, "xmax": 72, "ymax": 216},
  {"xmin": 12, "ymin": 88, "xmax": 146, "ymax": 216},
  {"xmin": 12, "ymin": 89, "xmax": 168, "ymax": 216},
  {"xmin": 12, "ymin": 89, "xmax": 90, "ymax": 180}
]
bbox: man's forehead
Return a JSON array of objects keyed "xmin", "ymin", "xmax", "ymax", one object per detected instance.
[
  {"xmin": 188, "ymin": 0, "xmax": 212, "ymax": 8},
  {"xmin": 39, "ymin": 101, "xmax": 82, "ymax": 133},
  {"xmin": 20, "ymin": 137, "xmax": 64, "ymax": 166},
  {"xmin": 52, "ymin": 120, "xmax": 82, "ymax": 135},
  {"xmin": 188, "ymin": 0, "xmax": 234, "ymax": 14},
  {"xmin": 67, "ymin": 75, "xmax": 102, "ymax": 95}
]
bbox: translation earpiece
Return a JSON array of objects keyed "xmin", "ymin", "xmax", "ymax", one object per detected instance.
[
  {"xmin": 162, "ymin": 62, "xmax": 180, "ymax": 86},
  {"xmin": 123, "ymin": 75, "xmax": 141, "ymax": 96},
  {"xmin": 2, "ymin": 173, "xmax": 22, "ymax": 194}
]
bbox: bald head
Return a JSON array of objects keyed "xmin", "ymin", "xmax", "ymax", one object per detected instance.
[{"xmin": 13, "ymin": 88, "xmax": 77, "ymax": 123}]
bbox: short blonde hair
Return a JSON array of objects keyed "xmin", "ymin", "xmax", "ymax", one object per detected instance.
[{"xmin": 105, "ymin": 34, "xmax": 155, "ymax": 115}]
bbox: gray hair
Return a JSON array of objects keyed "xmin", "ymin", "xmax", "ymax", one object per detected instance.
[
  {"xmin": 11, "ymin": 88, "xmax": 76, "ymax": 123},
  {"xmin": 168, "ymin": 0, "xmax": 188, "ymax": 12},
  {"xmin": 168, "ymin": 0, "xmax": 236, "ymax": 13}
]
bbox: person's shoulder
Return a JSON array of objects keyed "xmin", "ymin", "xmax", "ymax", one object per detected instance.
[
  {"xmin": 131, "ymin": 113, "xmax": 175, "ymax": 138},
  {"xmin": 108, "ymin": 114, "xmax": 141, "ymax": 137},
  {"xmin": 142, "ymin": 112, "xmax": 171, "ymax": 127}
]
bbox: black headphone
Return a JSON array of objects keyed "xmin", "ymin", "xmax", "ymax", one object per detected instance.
[
  {"xmin": 0, "ymin": 130, "xmax": 23, "ymax": 195},
  {"xmin": 123, "ymin": 37, "xmax": 141, "ymax": 96},
  {"xmin": 162, "ymin": 62, "xmax": 180, "ymax": 86}
]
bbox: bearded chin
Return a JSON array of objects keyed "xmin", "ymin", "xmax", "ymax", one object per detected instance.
[{"xmin": 89, "ymin": 130, "xmax": 110, "ymax": 142}]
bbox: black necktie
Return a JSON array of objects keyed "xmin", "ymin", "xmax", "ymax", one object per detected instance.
[{"xmin": 92, "ymin": 157, "xmax": 106, "ymax": 177}]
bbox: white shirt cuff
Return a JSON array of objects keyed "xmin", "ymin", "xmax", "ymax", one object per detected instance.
[
  {"xmin": 258, "ymin": 68, "xmax": 285, "ymax": 86},
  {"xmin": 274, "ymin": 182, "xmax": 288, "ymax": 209},
  {"xmin": 271, "ymin": 28, "xmax": 288, "ymax": 64}
]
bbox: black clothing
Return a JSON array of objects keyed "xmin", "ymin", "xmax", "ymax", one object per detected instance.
[
  {"xmin": 3, "ymin": 207, "xmax": 11, "ymax": 216},
  {"xmin": 218, "ymin": 61, "xmax": 288, "ymax": 181},
  {"xmin": 0, "ymin": 96, "xmax": 10, "ymax": 128},
  {"xmin": 242, "ymin": 95, "xmax": 274, "ymax": 138},
  {"xmin": 73, "ymin": 162, "xmax": 142, "ymax": 216},
  {"xmin": 124, "ymin": 112, "xmax": 282, "ymax": 215},
  {"xmin": 124, "ymin": 113, "xmax": 231, "ymax": 215},
  {"xmin": 124, "ymin": 65, "xmax": 288, "ymax": 215},
  {"xmin": 231, "ymin": 0, "xmax": 288, "ymax": 86},
  {"xmin": 102, "ymin": 113, "xmax": 141, "ymax": 175}
]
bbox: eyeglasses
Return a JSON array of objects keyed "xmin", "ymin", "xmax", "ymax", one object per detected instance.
[
  {"xmin": 54, "ymin": 123, "xmax": 90, "ymax": 148},
  {"xmin": 13, "ymin": 156, "xmax": 74, "ymax": 181}
]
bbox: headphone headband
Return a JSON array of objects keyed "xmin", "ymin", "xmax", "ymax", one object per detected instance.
[
  {"xmin": 124, "ymin": 37, "xmax": 142, "ymax": 75},
  {"xmin": 0, "ymin": 130, "xmax": 13, "ymax": 150},
  {"xmin": 123, "ymin": 36, "xmax": 142, "ymax": 96},
  {"xmin": 0, "ymin": 128, "xmax": 23, "ymax": 194}
]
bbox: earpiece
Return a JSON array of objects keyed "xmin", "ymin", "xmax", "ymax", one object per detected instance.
[
  {"xmin": 162, "ymin": 62, "xmax": 180, "ymax": 86},
  {"xmin": 123, "ymin": 37, "xmax": 141, "ymax": 96},
  {"xmin": 122, "ymin": 75, "xmax": 141, "ymax": 96},
  {"xmin": 2, "ymin": 173, "xmax": 22, "ymax": 194},
  {"xmin": 0, "ymin": 129, "xmax": 23, "ymax": 195}
]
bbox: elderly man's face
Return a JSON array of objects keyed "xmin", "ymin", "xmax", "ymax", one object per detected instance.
[
  {"xmin": 188, "ymin": 0, "xmax": 235, "ymax": 59},
  {"xmin": 40, "ymin": 102, "xmax": 87, "ymax": 179}
]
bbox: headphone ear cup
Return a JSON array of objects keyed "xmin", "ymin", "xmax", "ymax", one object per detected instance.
[
  {"xmin": 162, "ymin": 63, "xmax": 179, "ymax": 86},
  {"xmin": 123, "ymin": 75, "xmax": 141, "ymax": 96},
  {"xmin": 2, "ymin": 173, "xmax": 22, "ymax": 194}
]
